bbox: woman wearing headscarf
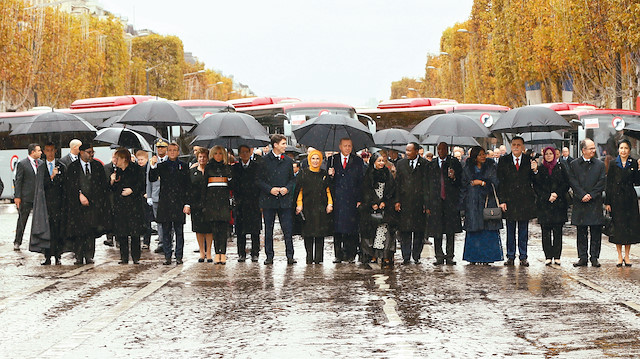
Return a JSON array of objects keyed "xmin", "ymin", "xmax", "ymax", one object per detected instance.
[
  {"xmin": 295, "ymin": 150, "xmax": 333, "ymax": 264},
  {"xmin": 605, "ymin": 139, "xmax": 640, "ymax": 266},
  {"xmin": 461, "ymin": 146, "xmax": 503, "ymax": 265},
  {"xmin": 203, "ymin": 146, "xmax": 232, "ymax": 265},
  {"xmin": 532, "ymin": 146, "xmax": 570, "ymax": 265},
  {"xmin": 360, "ymin": 152, "xmax": 397, "ymax": 268}
]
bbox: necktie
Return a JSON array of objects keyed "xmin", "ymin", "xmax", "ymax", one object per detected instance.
[
  {"xmin": 48, "ymin": 162, "xmax": 53, "ymax": 176},
  {"xmin": 411, "ymin": 160, "xmax": 415, "ymax": 169},
  {"xmin": 343, "ymin": 157, "xmax": 347, "ymax": 169},
  {"xmin": 515, "ymin": 158, "xmax": 520, "ymax": 171},
  {"xmin": 440, "ymin": 165, "xmax": 446, "ymax": 200},
  {"xmin": 85, "ymin": 163, "xmax": 90, "ymax": 175}
]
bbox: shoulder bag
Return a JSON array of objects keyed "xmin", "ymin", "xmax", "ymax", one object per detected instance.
[{"xmin": 483, "ymin": 184, "xmax": 502, "ymax": 220}]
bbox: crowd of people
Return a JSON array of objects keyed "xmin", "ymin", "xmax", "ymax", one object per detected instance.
[{"xmin": 11, "ymin": 133, "xmax": 640, "ymax": 269}]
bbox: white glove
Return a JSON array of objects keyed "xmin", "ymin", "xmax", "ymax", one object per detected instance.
[{"xmin": 147, "ymin": 198, "xmax": 153, "ymax": 206}]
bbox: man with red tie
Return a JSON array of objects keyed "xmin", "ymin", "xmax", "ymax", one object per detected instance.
[
  {"xmin": 496, "ymin": 136, "xmax": 537, "ymax": 266},
  {"xmin": 328, "ymin": 138, "xmax": 364, "ymax": 263}
]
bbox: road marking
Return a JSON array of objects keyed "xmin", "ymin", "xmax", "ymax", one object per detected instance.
[
  {"xmin": 372, "ymin": 274, "xmax": 402, "ymax": 326},
  {"xmin": 39, "ymin": 264, "xmax": 188, "ymax": 359}
]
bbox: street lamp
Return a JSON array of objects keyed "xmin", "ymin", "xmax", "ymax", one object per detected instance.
[
  {"xmin": 145, "ymin": 65, "xmax": 160, "ymax": 96},
  {"xmin": 456, "ymin": 29, "xmax": 478, "ymax": 103},
  {"xmin": 183, "ymin": 69, "xmax": 205, "ymax": 77},
  {"xmin": 408, "ymin": 87, "xmax": 421, "ymax": 97}
]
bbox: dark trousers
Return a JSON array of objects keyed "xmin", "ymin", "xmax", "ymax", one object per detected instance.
[
  {"xmin": 44, "ymin": 218, "xmax": 63, "ymax": 260},
  {"xmin": 400, "ymin": 231, "xmax": 424, "ymax": 262},
  {"xmin": 334, "ymin": 233, "xmax": 358, "ymax": 261},
  {"xmin": 506, "ymin": 220, "xmax": 529, "ymax": 260},
  {"xmin": 304, "ymin": 236, "xmax": 324, "ymax": 263},
  {"xmin": 161, "ymin": 222, "xmax": 184, "ymax": 261},
  {"xmin": 434, "ymin": 232, "xmax": 455, "ymax": 261},
  {"xmin": 541, "ymin": 225, "xmax": 563, "ymax": 259},
  {"xmin": 263, "ymin": 208, "xmax": 294, "ymax": 260},
  {"xmin": 576, "ymin": 225, "xmax": 602, "ymax": 262},
  {"xmin": 143, "ymin": 204, "xmax": 154, "ymax": 245},
  {"xmin": 238, "ymin": 233, "xmax": 260, "ymax": 258},
  {"xmin": 74, "ymin": 236, "xmax": 95, "ymax": 263},
  {"xmin": 212, "ymin": 221, "xmax": 228, "ymax": 254},
  {"xmin": 14, "ymin": 201, "xmax": 33, "ymax": 245},
  {"xmin": 117, "ymin": 235, "xmax": 141, "ymax": 262}
]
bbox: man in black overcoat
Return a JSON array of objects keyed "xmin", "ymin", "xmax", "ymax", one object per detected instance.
[
  {"xmin": 231, "ymin": 145, "xmax": 262, "ymax": 262},
  {"xmin": 394, "ymin": 142, "xmax": 428, "ymax": 265},
  {"xmin": 59, "ymin": 139, "xmax": 82, "ymax": 167},
  {"xmin": 149, "ymin": 142, "xmax": 190, "ymax": 265},
  {"xmin": 567, "ymin": 138, "xmax": 606, "ymax": 267},
  {"xmin": 64, "ymin": 143, "xmax": 111, "ymax": 265},
  {"xmin": 13, "ymin": 143, "xmax": 43, "ymax": 251},
  {"xmin": 426, "ymin": 142, "xmax": 463, "ymax": 265},
  {"xmin": 497, "ymin": 136, "xmax": 537, "ymax": 267}
]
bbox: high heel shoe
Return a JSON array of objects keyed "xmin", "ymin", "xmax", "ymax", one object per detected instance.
[
  {"xmin": 624, "ymin": 259, "xmax": 632, "ymax": 267},
  {"xmin": 198, "ymin": 258, "xmax": 205, "ymax": 263},
  {"xmin": 214, "ymin": 254, "xmax": 221, "ymax": 264},
  {"xmin": 616, "ymin": 261, "xmax": 623, "ymax": 267},
  {"xmin": 221, "ymin": 254, "xmax": 226, "ymax": 265}
]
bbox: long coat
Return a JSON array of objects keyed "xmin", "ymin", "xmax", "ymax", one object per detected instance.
[
  {"xmin": 568, "ymin": 157, "xmax": 606, "ymax": 226},
  {"xmin": 295, "ymin": 168, "xmax": 333, "ymax": 237},
  {"xmin": 532, "ymin": 162, "xmax": 570, "ymax": 225},
  {"xmin": 461, "ymin": 161, "xmax": 502, "ymax": 232},
  {"xmin": 64, "ymin": 159, "xmax": 111, "ymax": 237},
  {"xmin": 231, "ymin": 159, "xmax": 262, "ymax": 234},
  {"xmin": 29, "ymin": 163, "xmax": 52, "ymax": 253},
  {"xmin": 496, "ymin": 153, "xmax": 537, "ymax": 221},
  {"xmin": 360, "ymin": 166, "xmax": 397, "ymax": 240},
  {"xmin": 111, "ymin": 164, "xmax": 146, "ymax": 236},
  {"xmin": 256, "ymin": 152, "xmax": 296, "ymax": 209},
  {"xmin": 30, "ymin": 160, "xmax": 70, "ymax": 253},
  {"xmin": 394, "ymin": 156, "xmax": 428, "ymax": 232},
  {"xmin": 328, "ymin": 154, "xmax": 364, "ymax": 234},
  {"xmin": 426, "ymin": 155, "xmax": 463, "ymax": 235},
  {"xmin": 203, "ymin": 160, "xmax": 232, "ymax": 222},
  {"xmin": 149, "ymin": 159, "xmax": 189, "ymax": 224},
  {"xmin": 604, "ymin": 157, "xmax": 640, "ymax": 244}
]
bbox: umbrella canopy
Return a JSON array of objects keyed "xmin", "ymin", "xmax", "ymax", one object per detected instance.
[
  {"xmin": 188, "ymin": 112, "xmax": 270, "ymax": 149},
  {"xmin": 373, "ymin": 128, "xmax": 420, "ymax": 151},
  {"xmin": 116, "ymin": 100, "xmax": 198, "ymax": 127},
  {"xmin": 98, "ymin": 115, "xmax": 164, "ymax": 142},
  {"xmin": 410, "ymin": 113, "xmax": 491, "ymax": 138},
  {"xmin": 94, "ymin": 128, "xmax": 152, "ymax": 152},
  {"xmin": 521, "ymin": 131, "xmax": 564, "ymax": 145},
  {"xmin": 10, "ymin": 111, "xmax": 97, "ymax": 136},
  {"xmin": 285, "ymin": 145, "xmax": 303, "ymax": 154},
  {"xmin": 422, "ymin": 135, "xmax": 480, "ymax": 147},
  {"xmin": 624, "ymin": 123, "xmax": 640, "ymax": 140},
  {"xmin": 292, "ymin": 114, "xmax": 374, "ymax": 151},
  {"xmin": 490, "ymin": 106, "xmax": 571, "ymax": 133}
]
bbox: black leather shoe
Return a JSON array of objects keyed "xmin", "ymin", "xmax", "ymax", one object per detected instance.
[
  {"xmin": 55, "ymin": 257, "xmax": 61, "ymax": 265},
  {"xmin": 41, "ymin": 259, "xmax": 52, "ymax": 266},
  {"xmin": 198, "ymin": 258, "xmax": 205, "ymax": 263},
  {"xmin": 118, "ymin": 261, "xmax": 128, "ymax": 264},
  {"xmin": 264, "ymin": 258, "xmax": 274, "ymax": 265},
  {"xmin": 133, "ymin": 260, "xmax": 139, "ymax": 264},
  {"xmin": 433, "ymin": 259, "xmax": 445, "ymax": 265},
  {"xmin": 238, "ymin": 257, "xmax": 246, "ymax": 263},
  {"xmin": 573, "ymin": 259, "xmax": 588, "ymax": 267},
  {"xmin": 520, "ymin": 259, "xmax": 529, "ymax": 267},
  {"xmin": 74, "ymin": 260, "xmax": 84, "ymax": 265},
  {"xmin": 85, "ymin": 259, "xmax": 94, "ymax": 264},
  {"xmin": 207, "ymin": 258, "xmax": 213, "ymax": 263},
  {"xmin": 163, "ymin": 259, "xmax": 172, "ymax": 265},
  {"xmin": 287, "ymin": 258, "xmax": 297, "ymax": 265},
  {"xmin": 154, "ymin": 247, "xmax": 164, "ymax": 254},
  {"xmin": 251, "ymin": 255, "xmax": 259, "ymax": 262},
  {"xmin": 333, "ymin": 259, "xmax": 342, "ymax": 264},
  {"xmin": 414, "ymin": 260, "xmax": 421, "ymax": 265},
  {"xmin": 402, "ymin": 259, "xmax": 411, "ymax": 265},
  {"xmin": 591, "ymin": 260, "xmax": 601, "ymax": 267},
  {"xmin": 176, "ymin": 259, "xmax": 183, "ymax": 265},
  {"xmin": 504, "ymin": 258, "xmax": 515, "ymax": 266},
  {"xmin": 446, "ymin": 259, "xmax": 457, "ymax": 266}
]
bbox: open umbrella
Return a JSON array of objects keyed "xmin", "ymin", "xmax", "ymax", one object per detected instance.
[
  {"xmin": 373, "ymin": 128, "xmax": 420, "ymax": 152},
  {"xmin": 285, "ymin": 145, "xmax": 303, "ymax": 155},
  {"xmin": 98, "ymin": 115, "xmax": 164, "ymax": 142},
  {"xmin": 10, "ymin": 111, "xmax": 97, "ymax": 136},
  {"xmin": 292, "ymin": 114, "xmax": 374, "ymax": 152},
  {"xmin": 410, "ymin": 113, "xmax": 491, "ymax": 138},
  {"xmin": 189, "ymin": 112, "xmax": 270, "ymax": 148},
  {"xmin": 116, "ymin": 100, "xmax": 198, "ymax": 127},
  {"xmin": 623, "ymin": 123, "xmax": 640, "ymax": 140},
  {"xmin": 422, "ymin": 135, "xmax": 479, "ymax": 147},
  {"xmin": 94, "ymin": 128, "xmax": 152, "ymax": 152},
  {"xmin": 490, "ymin": 106, "xmax": 571, "ymax": 133},
  {"xmin": 521, "ymin": 131, "xmax": 564, "ymax": 145}
]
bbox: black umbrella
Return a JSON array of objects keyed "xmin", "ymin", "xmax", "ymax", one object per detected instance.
[
  {"xmin": 292, "ymin": 114, "xmax": 374, "ymax": 152},
  {"xmin": 373, "ymin": 128, "xmax": 420, "ymax": 152},
  {"xmin": 98, "ymin": 115, "xmax": 164, "ymax": 142},
  {"xmin": 94, "ymin": 128, "xmax": 152, "ymax": 152},
  {"xmin": 10, "ymin": 111, "xmax": 97, "ymax": 136},
  {"xmin": 116, "ymin": 100, "xmax": 198, "ymax": 127},
  {"xmin": 521, "ymin": 131, "xmax": 564, "ymax": 145},
  {"xmin": 422, "ymin": 135, "xmax": 480, "ymax": 147},
  {"xmin": 188, "ymin": 112, "xmax": 270, "ymax": 149},
  {"xmin": 410, "ymin": 113, "xmax": 491, "ymax": 138},
  {"xmin": 285, "ymin": 145, "xmax": 303, "ymax": 155},
  {"xmin": 623, "ymin": 123, "xmax": 640, "ymax": 140},
  {"xmin": 490, "ymin": 106, "xmax": 571, "ymax": 133}
]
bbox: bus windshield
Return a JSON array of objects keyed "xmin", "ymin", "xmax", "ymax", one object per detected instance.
[{"xmin": 286, "ymin": 107, "xmax": 357, "ymax": 125}]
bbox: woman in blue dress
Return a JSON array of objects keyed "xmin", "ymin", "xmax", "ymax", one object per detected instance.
[{"xmin": 461, "ymin": 146, "xmax": 504, "ymax": 264}]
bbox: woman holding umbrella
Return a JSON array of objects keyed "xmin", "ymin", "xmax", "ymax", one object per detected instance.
[
  {"xmin": 203, "ymin": 146, "xmax": 233, "ymax": 265},
  {"xmin": 110, "ymin": 148, "xmax": 146, "ymax": 264},
  {"xmin": 295, "ymin": 150, "xmax": 333, "ymax": 264},
  {"xmin": 189, "ymin": 147, "xmax": 213, "ymax": 262},
  {"xmin": 605, "ymin": 139, "xmax": 640, "ymax": 266}
]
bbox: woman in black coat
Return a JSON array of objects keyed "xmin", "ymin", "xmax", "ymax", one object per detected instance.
[
  {"xmin": 110, "ymin": 149, "xmax": 146, "ymax": 264},
  {"xmin": 360, "ymin": 152, "xmax": 397, "ymax": 269},
  {"xmin": 532, "ymin": 146, "xmax": 570, "ymax": 265},
  {"xmin": 188, "ymin": 147, "xmax": 213, "ymax": 262},
  {"xmin": 295, "ymin": 150, "xmax": 333, "ymax": 264},
  {"xmin": 203, "ymin": 146, "xmax": 232, "ymax": 264},
  {"xmin": 605, "ymin": 139, "xmax": 640, "ymax": 266}
]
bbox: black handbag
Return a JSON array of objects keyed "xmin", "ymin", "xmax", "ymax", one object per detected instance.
[
  {"xmin": 370, "ymin": 209, "xmax": 384, "ymax": 223},
  {"xmin": 603, "ymin": 211, "xmax": 613, "ymax": 237},
  {"xmin": 483, "ymin": 184, "xmax": 502, "ymax": 220}
]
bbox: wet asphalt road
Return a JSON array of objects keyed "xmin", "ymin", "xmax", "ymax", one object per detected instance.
[{"xmin": 1, "ymin": 206, "xmax": 640, "ymax": 358}]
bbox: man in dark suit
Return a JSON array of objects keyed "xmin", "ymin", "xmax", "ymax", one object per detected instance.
[
  {"xmin": 567, "ymin": 138, "xmax": 606, "ymax": 267},
  {"xmin": 394, "ymin": 142, "xmax": 428, "ymax": 265},
  {"xmin": 497, "ymin": 136, "xmax": 537, "ymax": 266},
  {"xmin": 560, "ymin": 147, "xmax": 574, "ymax": 165},
  {"xmin": 232, "ymin": 145, "xmax": 262, "ymax": 262},
  {"xmin": 426, "ymin": 142, "xmax": 463, "ymax": 265},
  {"xmin": 327, "ymin": 138, "xmax": 364, "ymax": 263},
  {"xmin": 256, "ymin": 134, "xmax": 296, "ymax": 265},
  {"xmin": 13, "ymin": 143, "xmax": 43, "ymax": 251},
  {"xmin": 59, "ymin": 139, "xmax": 82, "ymax": 167},
  {"xmin": 149, "ymin": 142, "xmax": 190, "ymax": 265},
  {"xmin": 64, "ymin": 143, "xmax": 111, "ymax": 265}
]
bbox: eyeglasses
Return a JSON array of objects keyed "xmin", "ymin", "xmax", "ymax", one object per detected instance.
[{"xmin": 85, "ymin": 150, "xmax": 95, "ymax": 154}]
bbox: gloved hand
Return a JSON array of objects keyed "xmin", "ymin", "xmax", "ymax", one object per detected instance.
[{"xmin": 147, "ymin": 198, "xmax": 153, "ymax": 206}]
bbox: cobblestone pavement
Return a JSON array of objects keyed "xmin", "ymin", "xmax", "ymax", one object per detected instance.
[{"xmin": 1, "ymin": 206, "xmax": 640, "ymax": 358}]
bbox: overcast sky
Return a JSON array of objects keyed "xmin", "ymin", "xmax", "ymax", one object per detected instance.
[{"xmin": 100, "ymin": 0, "xmax": 473, "ymax": 107}]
